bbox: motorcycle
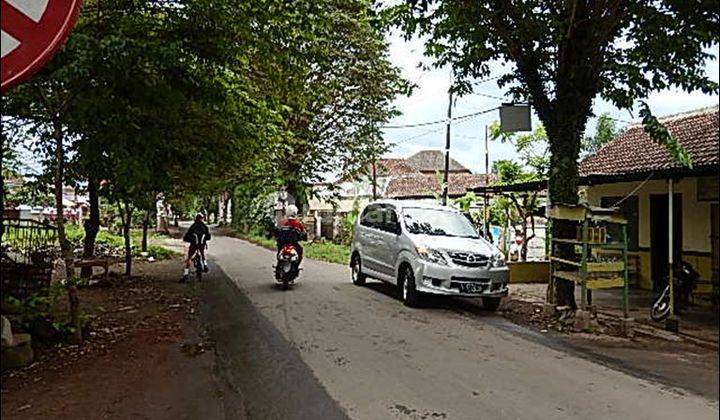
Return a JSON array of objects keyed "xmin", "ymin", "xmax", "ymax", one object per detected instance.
[
  {"xmin": 650, "ymin": 261, "xmax": 700, "ymax": 321},
  {"xmin": 274, "ymin": 226, "xmax": 305, "ymax": 289}
]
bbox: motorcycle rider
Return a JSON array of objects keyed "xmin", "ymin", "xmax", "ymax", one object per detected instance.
[
  {"xmin": 276, "ymin": 204, "xmax": 306, "ymax": 265},
  {"xmin": 181, "ymin": 213, "xmax": 211, "ymax": 282}
]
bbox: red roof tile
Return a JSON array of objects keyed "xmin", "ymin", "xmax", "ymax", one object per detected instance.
[
  {"xmin": 405, "ymin": 150, "xmax": 471, "ymax": 173},
  {"xmin": 579, "ymin": 106, "xmax": 719, "ymax": 176},
  {"xmin": 386, "ymin": 173, "xmax": 494, "ymax": 198}
]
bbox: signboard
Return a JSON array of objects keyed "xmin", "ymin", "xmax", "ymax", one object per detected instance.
[
  {"xmin": 499, "ymin": 103, "xmax": 532, "ymax": 132},
  {"xmin": 1, "ymin": 0, "xmax": 82, "ymax": 91}
]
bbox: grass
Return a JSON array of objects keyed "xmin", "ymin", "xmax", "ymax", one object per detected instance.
[
  {"xmin": 64, "ymin": 224, "xmax": 180, "ymax": 260},
  {"xmin": 236, "ymin": 230, "xmax": 350, "ymax": 266},
  {"xmin": 304, "ymin": 241, "xmax": 351, "ymax": 265}
]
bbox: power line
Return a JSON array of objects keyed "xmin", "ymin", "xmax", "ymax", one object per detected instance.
[
  {"xmin": 382, "ymin": 105, "xmax": 500, "ymax": 129},
  {"xmin": 389, "ymin": 110, "xmax": 489, "ymax": 145},
  {"xmin": 471, "ymin": 75, "xmax": 503, "ymax": 86}
]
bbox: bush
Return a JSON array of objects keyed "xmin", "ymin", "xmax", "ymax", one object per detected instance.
[{"xmin": 4, "ymin": 283, "xmax": 83, "ymax": 342}]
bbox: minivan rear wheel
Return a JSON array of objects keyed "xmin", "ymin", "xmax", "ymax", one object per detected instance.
[
  {"xmin": 401, "ymin": 266, "xmax": 420, "ymax": 308},
  {"xmin": 351, "ymin": 255, "xmax": 366, "ymax": 286}
]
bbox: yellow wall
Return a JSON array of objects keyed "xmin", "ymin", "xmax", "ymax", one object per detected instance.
[
  {"xmin": 586, "ymin": 176, "xmax": 717, "ymax": 289},
  {"xmin": 508, "ymin": 261, "xmax": 550, "ymax": 283}
]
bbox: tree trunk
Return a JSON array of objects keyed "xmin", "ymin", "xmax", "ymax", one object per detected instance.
[
  {"xmin": 118, "ymin": 201, "xmax": 133, "ymax": 276},
  {"xmin": 545, "ymin": 119, "xmax": 584, "ymax": 309},
  {"xmin": 0, "ymin": 132, "xmax": 5, "ymax": 243},
  {"xmin": 53, "ymin": 121, "xmax": 71, "ymax": 270},
  {"xmin": 81, "ymin": 178, "xmax": 100, "ymax": 278},
  {"xmin": 286, "ymin": 182, "xmax": 307, "ymax": 214},
  {"xmin": 53, "ymin": 120, "xmax": 82, "ymax": 343},
  {"xmin": 223, "ymin": 195, "xmax": 230, "ymax": 224},
  {"xmin": 141, "ymin": 210, "xmax": 150, "ymax": 252}
]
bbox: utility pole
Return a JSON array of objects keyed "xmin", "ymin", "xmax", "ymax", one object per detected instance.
[
  {"xmin": 372, "ymin": 160, "xmax": 377, "ymax": 201},
  {"xmin": 484, "ymin": 125, "xmax": 490, "ymax": 237},
  {"xmin": 442, "ymin": 91, "xmax": 453, "ymax": 206}
]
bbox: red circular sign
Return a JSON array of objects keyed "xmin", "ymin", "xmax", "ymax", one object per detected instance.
[{"xmin": 1, "ymin": 0, "xmax": 82, "ymax": 92}]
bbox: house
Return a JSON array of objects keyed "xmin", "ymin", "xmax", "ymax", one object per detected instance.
[
  {"xmin": 307, "ymin": 150, "xmax": 493, "ymax": 239},
  {"xmin": 579, "ymin": 106, "xmax": 719, "ymax": 294}
]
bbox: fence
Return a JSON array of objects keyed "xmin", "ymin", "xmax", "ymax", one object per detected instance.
[{"xmin": 1, "ymin": 218, "xmax": 59, "ymax": 300}]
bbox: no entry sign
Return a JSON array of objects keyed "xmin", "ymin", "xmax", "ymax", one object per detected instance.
[{"xmin": 1, "ymin": 0, "xmax": 82, "ymax": 92}]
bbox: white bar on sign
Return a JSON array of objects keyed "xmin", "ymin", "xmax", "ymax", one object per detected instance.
[{"xmin": 6, "ymin": 0, "xmax": 50, "ymax": 23}]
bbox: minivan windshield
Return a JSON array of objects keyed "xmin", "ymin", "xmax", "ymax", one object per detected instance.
[{"xmin": 403, "ymin": 208, "xmax": 479, "ymax": 238}]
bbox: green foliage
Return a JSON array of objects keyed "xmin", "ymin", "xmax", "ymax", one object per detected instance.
[
  {"xmin": 64, "ymin": 223, "xmax": 177, "ymax": 260},
  {"xmin": 4, "ymin": 283, "xmax": 79, "ymax": 338},
  {"xmin": 638, "ymin": 102, "xmax": 693, "ymax": 167},
  {"xmin": 582, "ymin": 113, "xmax": 619, "ymax": 156},
  {"xmin": 237, "ymin": 229, "xmax": 351, "ymax": 265},
  {"xmin": 335, "ymin": 200, "xmax": 361, "ymax": 245},
  {"xmin": 304, "ymin": 241, "xmax": 351, "ymax": 265},
  {"xmin": 453, "ymin": 192, "xmax": 477, "ymax": 213},
  {"xmin": 392, "ymin": 1, "xmax": 718, "ymax": 206}
]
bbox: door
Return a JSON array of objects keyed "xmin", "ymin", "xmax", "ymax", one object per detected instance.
[
  {"xmin": 374, "ymin": 205, "xmax": 401, "ymax": 278},
  {"xmin": 712, "ymin": 204, "xmax": 719, "ymax": 283},
  {"xmin": 650, "ymin": 193, "xmax": 682, "ymax": 291},
  {"xmin": 358, "ymin": 204, "xmax": 384, "ymax": 274}
]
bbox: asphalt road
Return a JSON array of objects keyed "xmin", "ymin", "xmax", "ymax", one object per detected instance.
[{"xmin": 202, "ymin": 233, "xmax": 719, "ymax": 420}]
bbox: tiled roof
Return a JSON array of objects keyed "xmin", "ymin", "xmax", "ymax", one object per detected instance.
[
  {"xmin": 579, "ymin": 106, "xmax": 719, "ymax": 176},
  {"xmin": 372, "ymin": 158, "xmax": 418, "ymax": 176},
  {"xmin": 405, "ymin": 150, "xmax": 470, "ymax": 173},
  {"xmin": 386, "ymin": 173, "xmax": 494, "ymax": 198}
]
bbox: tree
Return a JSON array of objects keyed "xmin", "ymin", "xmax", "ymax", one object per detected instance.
[
  {"xmin": 237, "ymin": 0, "xmax": 406, "ymax": 210},
  {"xmin": 489, "ymin": 122, "xmax": 548, "ymax": 261},
  {"xmin": 394, "ymin": 1, "xmax": 719, "ymax": 307},
  {"xmin": 582, "ymin": 113, "xmax": 619, "ymax": 156}
]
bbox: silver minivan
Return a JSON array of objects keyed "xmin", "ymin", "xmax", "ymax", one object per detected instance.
[{"xmin": 350, "ymin": 200, "xmax": 509, "ymax": 309}]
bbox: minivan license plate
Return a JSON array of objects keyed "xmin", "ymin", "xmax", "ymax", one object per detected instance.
[{"xmin": 460, "ymin": 283, "xmax": 483, "ymax": 294}]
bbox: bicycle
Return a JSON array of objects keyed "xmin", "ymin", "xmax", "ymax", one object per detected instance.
[{"xmin": 191, "ymin": 249, "xmax": 204, "ymax": 281}]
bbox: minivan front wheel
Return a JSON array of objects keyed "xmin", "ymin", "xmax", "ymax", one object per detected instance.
[
  {"xmin": 482, "ymin": 297, "xmax": 502, "ymax": 312},
  {"xmin": 400, "ymin": 266, "xmax": 420, "ymax": 307},
  {"xmin": 351, "ymin": 255, "xmax": 366, "ymax": 286}
]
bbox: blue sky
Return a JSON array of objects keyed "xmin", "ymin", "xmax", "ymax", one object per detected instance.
[{"xmin": 381, "ymin": 32, "xmax": 720, "ymax": 174}]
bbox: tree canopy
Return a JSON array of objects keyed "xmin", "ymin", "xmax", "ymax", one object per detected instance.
[
  {"xmin": 392, "ymin": 0, "xmax": 718, "ymax": 306},
  {"xmin": 2, "ymin": 0, "xmax": 405, "ymax": 272}
]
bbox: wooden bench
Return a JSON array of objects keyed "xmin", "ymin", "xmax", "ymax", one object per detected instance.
[{"xmin": 74, "ymin": 258, "xmax": 119, "ymax": 281}]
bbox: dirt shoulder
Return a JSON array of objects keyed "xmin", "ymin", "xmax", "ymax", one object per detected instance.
[
  {"xmin": 1, "ymin": 258, "xmax": 240, "ymax": 420},
  {"xmin": 497, "ymin": 288, "xmax": 719, "ymax": 400}
]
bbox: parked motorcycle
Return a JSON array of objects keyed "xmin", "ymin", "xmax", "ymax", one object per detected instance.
[
  {"xmin": 650, "ymin": 261, "xmax": 700, "ymax": 321},
  {"xmin": 274, "ymin": 226, "xmax": 304, "ymax": 289}
]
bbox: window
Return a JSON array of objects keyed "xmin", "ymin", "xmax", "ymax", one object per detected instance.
[
  {"xmin": 360, "ymin": 204, "xmax": 383, "ymax": 229},
  {"xmin": 601, "ymin": 196, "xmax": 639, "ymax": 251},
  {"xmin": 380, "ymin": 206, "xmax": 400, "ymax": 233},
  {"xmin": 402, "ymin": 207, "xmax": 479, "ymax": 238}
]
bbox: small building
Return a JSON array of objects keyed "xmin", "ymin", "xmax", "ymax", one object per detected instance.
[
  {"xmin": 307, "ymin": 150, "xmax": 493, "ymax": 240},
  {"xmin": 579, "ymin": 106, "xmax": 719, "ymax": 295}
]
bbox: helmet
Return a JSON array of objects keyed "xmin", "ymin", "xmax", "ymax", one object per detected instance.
[
  {"xmin": 195, "ymin": 213, "xmax": 204, "ymax": 222},
  {"xmin": 285, "ymin": 204, "xmax": 298, "ymax": 218}
]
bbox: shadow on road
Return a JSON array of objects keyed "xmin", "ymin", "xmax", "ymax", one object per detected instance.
[{"xmin": 362, "ymin": 280, "xmax": 500, "ymax": 315}]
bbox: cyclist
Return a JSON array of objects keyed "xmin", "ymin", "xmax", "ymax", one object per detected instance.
[{"xmin": 181, "ymin": 213, "xmax": 211, "ymax": 282}]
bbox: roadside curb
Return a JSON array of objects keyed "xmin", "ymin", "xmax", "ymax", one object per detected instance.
[{"xmin": 508, "ymin": 295, "xmax": 719, "ymax": 351}]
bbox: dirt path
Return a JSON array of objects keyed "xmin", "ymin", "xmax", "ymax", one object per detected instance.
[{"xmin": 1, "ymin": 258, "xmax": 241, "ymax": 420}]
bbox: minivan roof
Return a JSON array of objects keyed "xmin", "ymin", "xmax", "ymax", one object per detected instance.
[{"xmin": 371, "ymin": 199, "xmax": 460, "ymax": 212}]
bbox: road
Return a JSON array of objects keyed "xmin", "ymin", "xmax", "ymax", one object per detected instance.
[{"xmin": 201, "ymin": 232, "xmax": 719, "ymax": 420}]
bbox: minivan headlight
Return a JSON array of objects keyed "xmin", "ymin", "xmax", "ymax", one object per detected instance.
[
  {"xmin": 416, "ymin": 246, "xmax": 448, "ymax": 265},
  {"xmin": 491, "ymin": 252, "xmax": 506, "ymax": 267}
]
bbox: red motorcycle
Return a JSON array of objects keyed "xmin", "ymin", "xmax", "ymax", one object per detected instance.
[{"xmin": 275, "ymin": 227, "xmax": 304, "ymax": 289}]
